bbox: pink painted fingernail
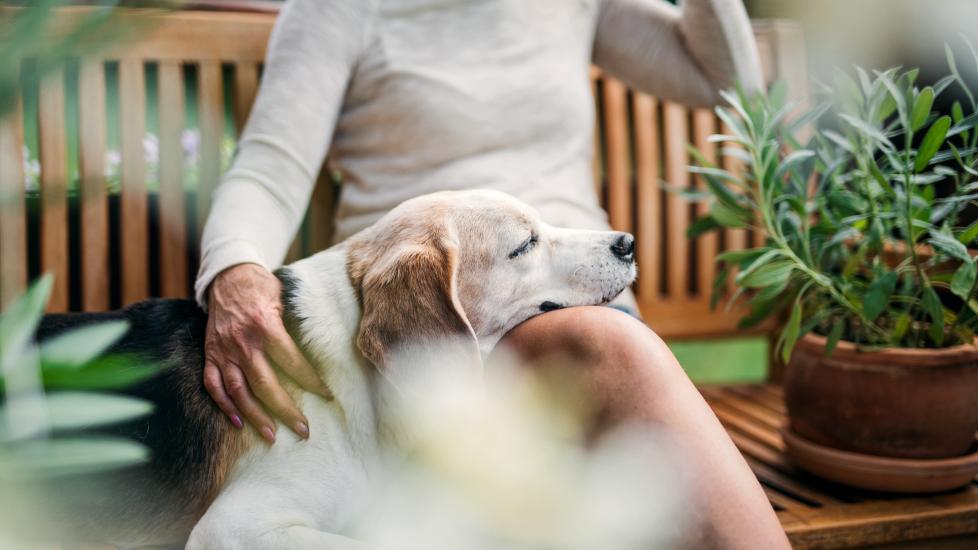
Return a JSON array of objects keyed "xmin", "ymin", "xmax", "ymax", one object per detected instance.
[
  {"xmin": 262, "ymin": 426, "xmax": 276, "ymax": 443},
  {"xmin": 296, "ymin": 421, "xmax": 309, "ymax": 439},
  {"xmin": 230, "ymin": 415, "xmax": 243, "ymax": 429}
]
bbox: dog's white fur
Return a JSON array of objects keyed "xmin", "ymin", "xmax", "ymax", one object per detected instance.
[{"xmin": 186, "ymin": 190, "xmax": 635, "ymax": 549}]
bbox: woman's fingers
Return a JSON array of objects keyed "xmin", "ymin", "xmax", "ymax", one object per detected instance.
[
  {"xmin": 241, "ymin": 351, "xmax": 310, "ymax": 440},
  {"xmin": 221, "ymin": 362, "xmax": 279, "ymax": 443},
  {"xmin": 265, "ymin": 323, "xmax": 334, "ymax": 400},
  {"xmin": 203, "ymin": 361, "xmax": 244, "ymax": 429}
]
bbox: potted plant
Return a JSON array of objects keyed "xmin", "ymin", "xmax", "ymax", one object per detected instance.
[{"xmin": 687, "ymin": 43, "xmax": 978, "ymax": 492}]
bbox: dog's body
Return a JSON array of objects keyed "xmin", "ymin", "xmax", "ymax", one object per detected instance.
[{"xmin": 30, "ymin": 190, "xmax": 636, "ymax": 548}]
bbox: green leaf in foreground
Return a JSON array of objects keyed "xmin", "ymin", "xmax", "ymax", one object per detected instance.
[
  {"xmin": 41, "ymin": 355, "xmax": 161, "ymax": 390},
  {"xmin": 43, "ymin": 392, "xmax": 153, "ymax": 431},
  {"xmin": 0, "ymin": 274, "xmax": 52, "ymax": 366},
  {"xmin": 39, "ymin": 321, "xmax": 129, "ymax": 369},
  {"xmin": 0, "ymin": 437, "xmax": 149, "ymax": 480}
]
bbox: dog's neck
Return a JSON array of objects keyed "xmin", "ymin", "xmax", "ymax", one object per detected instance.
[
  {"xmin": 276, "ymin": 246, "xmax": 408, "ymax": 450},
  {"xmin": 277, "ymin": 245, "xmax": 363, "ymax": 372}
]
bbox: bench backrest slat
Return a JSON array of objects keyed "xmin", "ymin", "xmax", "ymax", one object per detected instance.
[{"xmin": 0, "ymin": 9, "xmax": 807, "ymax": 342}]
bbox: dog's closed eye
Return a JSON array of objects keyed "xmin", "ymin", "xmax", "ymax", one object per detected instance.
[{"xmin": 508, "ymin": 233, "xmax": 538, "ymax": 259}]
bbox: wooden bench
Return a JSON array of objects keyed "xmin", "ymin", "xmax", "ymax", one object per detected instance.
[{"xmin": 1, "ymin": 7, "xmax": 976, "ymax": 548}]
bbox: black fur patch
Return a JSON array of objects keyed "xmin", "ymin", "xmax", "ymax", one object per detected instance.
[
  {"xmin": 28, "ymin": 299, "xmax": 233, "ymax": 545},
  {"xmin": 275, "ymin": 266, "xmax": 306, "ymax": 341}
]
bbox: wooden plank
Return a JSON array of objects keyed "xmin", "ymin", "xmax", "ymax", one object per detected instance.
[
  {"xmin": 781, "ymin": 486, "xmax": 978, "ymax": 550},
  {"xmin": 662, "ymin": 101, "xmax": 689, "ymax": 299},
  {"xmin": 590, "ymin": 75, "xmax": 603, "ymax": 199},
  {"xmin": 692, "ymin": 108, "xmax": 718, "ymax": 300},
  {"xmin": 307, "ymin": 168, "xmax": 336, "ymax": 254},
  {"xmin": 724, "ymin": 426, "xmax": 795, "ymax": 472},
  {"xmin": 158, "ymin": 60, "xmax": 187, "ymax": 298},
  {"xmin": 746, "ymin": 455, "xmax": 846, "ymax": 507},
  {"xmin": 119, "ymin": 58, "xmax": 149, "ymax": 305},
  {"xmin": 232, "ymin": 61, "xmax": 259, "ymax": 136},
  {"xmin": 10, "ymin": 7, "xmax": 276, "ymax": 63},
  {"xmin": 602, "ymin": 77, "xmax": 631, "ymax": 234},
  {"xmin": 714, "ymin": 386, "xmax": 784, "ymax": 429},
  {"xmin": 710, "ymin": 400, "xmax": 786, "ymax": 452},
  {"xmin": 640, "ymin": 298, "xmax": 774, "ymax": 340},
  {"xmin": 285, "ymin": 229, "xmax": 303, "ymax": 264},
  {"xmin": 37, "ymin": 69, "xmax": 70, "ymax": 312},
  {"xmin": 764, "ymin": 485, "xmax": 804, "ymax": 512},
  {"xmin": 77, "ymin": 59, "xmax": 110, "ymax": 312},
  {"xmin": 632, "ymin": 92, "xmax": 660, "ymax": 305},
  {"xmin": 0, "ymin": 89, "xmax": 27, "ymax": 307},
  {"xmin": 728, "ymin": 383, "xmax": 787, "ymax": 414},
  {"xmin": 196, "ymin": 60, "xmax": 224, "ymax": 241}
]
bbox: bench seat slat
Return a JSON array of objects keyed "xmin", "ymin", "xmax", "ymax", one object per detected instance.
[
  {"xmin": 159, "ymin": 60, "xmax": 188, "ymax": 298},
  {"xmin": 78, "ymin": 58, "xmax": 110, "ymax": 311},
  {"xmin": 119, "ymin": 58, "xmax": 149, "ymax": 305},
  {"xmin": 38, "ymin": 69, "xmax": 70, "ymax": 312},
  {"xmin": 0, "ymin": 91, "xmax": 27, "ymax": 307},
  {"xmin": 632, "ymin": 91, "xmax": 660, "ymax": 303}
]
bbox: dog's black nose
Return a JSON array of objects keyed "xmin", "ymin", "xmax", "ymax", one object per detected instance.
[{"xmin": 610, "ymin": 233, "xmax": 635, "ymax": 262}]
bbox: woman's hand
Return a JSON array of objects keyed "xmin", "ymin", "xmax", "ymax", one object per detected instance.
[{"xmin": 204, "ymin": 263, "xmax": 333, "ymax": 443}]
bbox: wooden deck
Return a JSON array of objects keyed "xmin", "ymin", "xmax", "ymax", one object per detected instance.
[{"xmin": 702, "ymin": 385, "xmax": 978, "ymax": 549}]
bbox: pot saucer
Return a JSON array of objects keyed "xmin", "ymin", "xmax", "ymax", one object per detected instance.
[{"xmin": 781, "ymin": 427, "xmax": 978, "ymax": 494}]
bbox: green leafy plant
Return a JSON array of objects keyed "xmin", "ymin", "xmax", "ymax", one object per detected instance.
[
  {"xmin": 1, "ymin": 275, "xmax": 159, "ymax": 479},
  {"xmin": 686, "ymin": 40, "xmax": 978, "ymax": 361}
]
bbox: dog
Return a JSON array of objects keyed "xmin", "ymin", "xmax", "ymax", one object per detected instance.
[{"xmin": 30, "ymin": 189, "xmax": 636, "ymax": 548}]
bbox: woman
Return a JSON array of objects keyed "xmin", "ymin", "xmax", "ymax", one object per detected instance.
[{"xmin": 197, "ymin": 0, "xmax": 790, "ymax": 547}]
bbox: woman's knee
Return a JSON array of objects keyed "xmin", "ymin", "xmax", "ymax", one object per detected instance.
[{"xmin": 499, "ymin": 306, "xmax": 682, "ymax": 383}]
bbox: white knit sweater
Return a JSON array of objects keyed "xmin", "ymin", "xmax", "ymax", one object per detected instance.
[{"xmin": 195, "ymin": 0, "xmax": 762, "ymax": 309}]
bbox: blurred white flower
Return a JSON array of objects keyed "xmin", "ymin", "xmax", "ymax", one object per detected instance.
[
  {"xmin": 104, "ymin": 150, "xmax": 121, "ymax": 180},
  {"xmin": 350, "ymin": 345, "xmax": 686, "ymax": 549},
  {"xmin": 142, "ymin": 133, "xmax": 160, "ymax": 166},
  {"xmin": 182, "ymin": 128, "xmax": 200, "ymax": 165},
  {"xmin": 22, "ymin": 146, "xmax": 39, "ymax": 192}
]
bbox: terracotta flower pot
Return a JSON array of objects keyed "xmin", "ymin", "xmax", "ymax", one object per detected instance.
[{"xmin": 784, "ymin": 333, "xmax": 978, "ymax": 460}]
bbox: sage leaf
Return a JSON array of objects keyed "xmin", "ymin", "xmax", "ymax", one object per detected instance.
[
  {"xmin": 910, "ymin": 86, "xmax": 935, "ymax": 131},
  {"xmin": 740, "ymin": 261, "xmax": 795, "ymax": 288},
  {"xmin": 951, "ymin": 261, "xmax": 977, "ymax": 300},
  {"xmin": 864, "ymin": 272, "xmax": 898, "ymax": 321},
  {"xmin": 781, "ymin": 301, "xmax": 803, "ymax": 364},
  {"xmin": 915, "ymin": 116, "xmax": 952, "ymax": 172},
  {"xmin": 825, "ymin": 320, "xmax": 845, "ymax": 357}
]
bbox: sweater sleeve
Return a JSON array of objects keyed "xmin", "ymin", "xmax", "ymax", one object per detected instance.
[
  {"xmin": 592, "ymin": 0, "xmax": 763, "ymax": 108},
  {"xmin": 194, "ymin": 0, "xmax": 373, "ymax": 308}
]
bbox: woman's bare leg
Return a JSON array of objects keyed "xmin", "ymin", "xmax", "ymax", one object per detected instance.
[{"xmin": 495, "ymin": 306, "xmax": 789, "ymax": 550}]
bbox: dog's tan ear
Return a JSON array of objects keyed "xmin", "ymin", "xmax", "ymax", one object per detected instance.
[{"xmin": 352, "ymin": 234, "xmax": 480, "ymax": 374}]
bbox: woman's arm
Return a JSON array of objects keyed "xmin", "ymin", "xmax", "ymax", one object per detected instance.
[
  {"xmin": 196, "ymin": 0, "xmax": 371, "ymax": 303},
  {"xmin": 196, "ymin": 0, "xmax": 374, "ymax": 441},
  {"xmin": 592, "ymin": 0, "xmax": 763, "ymax": 107}
]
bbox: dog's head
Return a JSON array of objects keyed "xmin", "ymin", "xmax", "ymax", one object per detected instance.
[{"xmin": 347, "ymin": 190, "xmax": 636, "ymax": 370}]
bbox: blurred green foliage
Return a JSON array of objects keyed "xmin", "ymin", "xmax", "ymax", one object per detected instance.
[{"xmin": 1, "ymin": 275, "xmax": 160, "ymax": 479}]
